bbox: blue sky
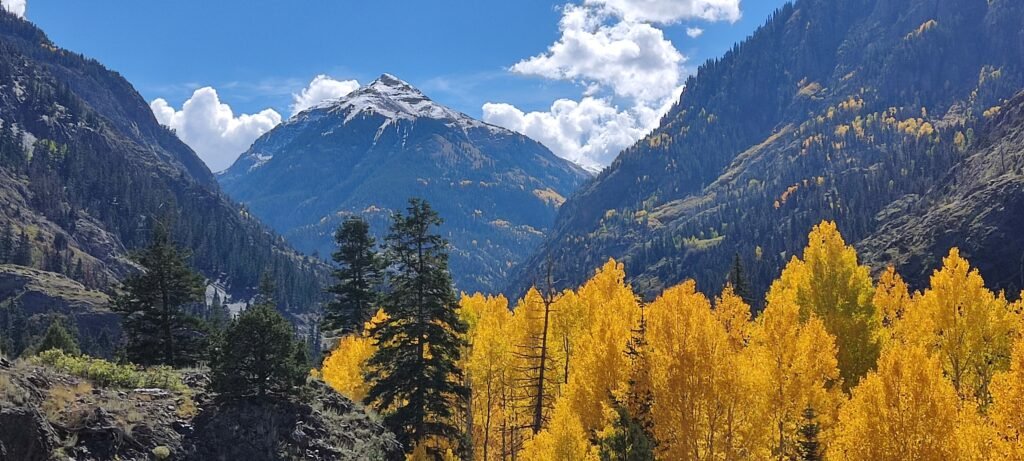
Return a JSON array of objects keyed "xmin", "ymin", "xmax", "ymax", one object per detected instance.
[{"xmin": 16, "ymin": 0, "xmax": 789, "ymax": 171}]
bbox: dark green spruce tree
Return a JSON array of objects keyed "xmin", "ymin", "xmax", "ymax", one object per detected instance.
[
  {"xmin": 0, "ymin": 221, "xmax": 13, "ymax": 263},
  {"xmin": 113, "ymin": 224, "xmax": 207, "ymax": 366},
  {"xmin": 210, "ymin": 280, "xmax": 306, "ymax": 398},
  {"xmin": 797, "ymin": 406, "xmax": 822, "ymax": 461},
  {"xmin": 36, "ymin": 317, "xmax": 81, "ymax": 355},
  {"xmin": 323, "ymin": 216, "xmax": 383, "ymax": 335},
  {"xmin": 12, "ymin": 229, "xmax": 31, "ymax": 266},
  {"xmin": 599, "ymin": 305, "xmax": 656, "ymax": 461},
  {"xmin": 726, "ymin": 252, "xmax": 753, "ymax": 306},
  {"xmin": 365, "ymin": 198, "xmax": 469, "ymax": 456}
]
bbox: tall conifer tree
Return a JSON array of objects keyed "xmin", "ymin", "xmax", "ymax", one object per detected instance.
[
  {"xmin": 365, "ymin": 198, "xmax": 468, "ymax": 455},
  {"xmin": 114, "ymin": 224, "xmax": 206, "ymax": 366},
  {"xmin": 726, "ymin": 252, "xmax": 753, "ymax": 306},
  {"xmin": 324, "ymin": 216, "xmax": 383, "ymax": 335}
]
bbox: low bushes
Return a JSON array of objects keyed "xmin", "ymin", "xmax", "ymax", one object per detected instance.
[{"xmin": 34, "ymin": 349, "xmax": 184, "ymax": 391}]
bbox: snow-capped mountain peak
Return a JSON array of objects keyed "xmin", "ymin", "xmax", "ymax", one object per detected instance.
[{"xmin": 299, "ymin": 73, "xmax": 498, "ymax": 133}]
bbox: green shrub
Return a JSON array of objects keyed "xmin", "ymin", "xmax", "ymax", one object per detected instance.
[
  {"xmin": 34, "ymin": 350, "xmax": 184, "ymax": 391},
  {"xmin": 152, "ymin": 446, "xmax": 172, "ymax": 459}
]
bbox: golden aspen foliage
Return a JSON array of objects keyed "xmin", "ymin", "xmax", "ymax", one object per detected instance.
[
  {"xmin": 321, "ymin": 334, "xmax": 375, "ymax": 402},
  {"xmin": 905, "ymin": 248, "xmax": 1017, "ymax": 405},
  {"xmin": 647, "ymin": 281, "xmax": 767, "ymax": 460},
  {"xmin": 549, "ymin": 289, "xmax": 586, "ymax": 386},
  {"xmin": 830, "ymin": 345, "xmax": 961, "ymax": 461},
  {"xmin": 560, "ymin": 259, "xmax": 641, "ymax": 434},
  {"xmin": 873, "ymin": 266, "xmax": 911, "ymax": 330},
  {"xmin": 780, "ymin": 221, "xmax": 880, "ymax": 390},
  {"xmin": 752, "ymin": 278, "xmax": 842, "ymax": 460},
  {"xmin": 990, "ymin": 341, "xmax": 1024, "ymax": 459},
  {"xmin": 320, "ymin": 308, "xmax": 387, "ymax": 402},
  {"xmin": 459, "ymin": 294, "xmax": 515, "ymax": 461},
  {"xmin": 873, "ymin": 266, "xmax": 915, "ymax": 345},
  {"xmin": 714, "ymin": 285, "xmax": 753, "ymax": 350},
  {"xmin": 953, "ymin": 408, "xmax": 999, "ymax": 461},
  {"xmin": 520, "ymin": 400, "xmax": 599, "ymax": 461}
]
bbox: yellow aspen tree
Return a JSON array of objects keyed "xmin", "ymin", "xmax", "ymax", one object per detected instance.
[
  {"xmin": 752, "ymin": 274, "xmax": 842, "ymax": 460},
  {"xmin": 788, "ymin": 221, "xmax": 880, "ymax": 390},
  {"xmin": 459, "ymin": 293, "xmax": 514, "ymax": 461},
  {"xmin": 519, "ymin": 401, "xmax": 599, "ymax": 461},
  {"xmin": 561, "ymin": 259, "xmax": 641, "ymax": 434},
  {"xmin": 829, "ymin": 345, "xmax": 961, "ymax": 461},
  {"xmin": 321, "ymin": 334, "xmax": 376, "ymax": 402},
  {"xmin": 908, "ymin": 248, "xmax": 1017, "ymax": 405},
  {"xmin": 550, "ymin": 289, "xmax": 585, "ymax": 386},
  {"xmin": 715, "ymin": 285, "xmax": 753, "ymax": 350},
  {"xmin": 321, "ymin": 309, "xmax": 388, "ymax": 402},
  {"xmin": 873, "ymin": 266, "xmax": 912, "ymax": 334},
  {"xmin": 648, "ymin": 281, "xmax": 766, "ymax": 460},
  {"xmin": 990, "ymin": 340, "xmax": 1024, "ymax": 459}
]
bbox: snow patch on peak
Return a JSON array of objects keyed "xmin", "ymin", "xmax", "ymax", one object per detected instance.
[{"xmin": 297, "ymin": 74, "xmax": 507, "ymax": 135}]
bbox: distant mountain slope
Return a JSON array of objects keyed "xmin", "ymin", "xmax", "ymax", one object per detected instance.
[
  {"xmin": 512, "ymin": 0, "xmax": 1024, "ymax": 300},
  {"xmin": 0, "ymin": 10, "xmax": 324, "ymax": 314},
  {"xmin": 860, "ymin": 90, "xmax": 1024, "ymax": 290},
  {"xmin": 220, "ymin": 75, "xmax": 590, "ymax": 294}
]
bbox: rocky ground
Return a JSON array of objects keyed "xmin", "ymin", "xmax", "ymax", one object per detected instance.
[{"xmin": 0, "ymin": 358, "xmax": 401, "ymax": 460}]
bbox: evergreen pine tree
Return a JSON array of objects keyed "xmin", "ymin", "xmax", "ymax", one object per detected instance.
[
  {"xmin": 36, "ymin": 317, "xmax": 80, "ymax": 355},
  {"xmin": 324, "ymin": 217, "xmax": 383, "ymax": 335},
  {"xmin": 597, "ymin": 403, "xmax": 658, "ymax": 461},
  {"xmin": 210, "ymin": 281, "xmax": 306, "ymax": 398},
  {"xmin": 0, "ymin": 222, "xmax": 13, "ymax": 263},
  {"xmin": 797, "ymin": 406, "xmax": 822, "ymax": 461},
  {"xmin": 207, "ymin": 290, "xmax": 231, "ymax": 330},
  {"xmin": 599, "ymin": 304, "xmax": 657, "ymax": 461},
  {"xmin": 113, "ymin": 224, "xmax": 207, "ymax": 366},
  {"xmin": 365, "ymin": 198, "xmax": 469, "ymax": 455},
  {"xmin": 13, "ymin": 230, "xmax": 31, "ymax": 266},
  {"xmin": 726, "ymin": 253, "xmax": 753, "ymax": 306}
]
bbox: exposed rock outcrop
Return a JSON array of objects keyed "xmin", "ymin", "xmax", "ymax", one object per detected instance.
[{"xmin": 0, "ymin": 360, "xmax": 400, "ymax": 461}]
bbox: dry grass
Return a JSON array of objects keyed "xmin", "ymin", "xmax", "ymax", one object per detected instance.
[
  {"xmin": 41, "ymin": 381, "xmax": 92, "ymax": 423},
  {"xmin": 176, "ymin": 395, "xmax": 198, "ymax": 419},
  {"xmin": 0, "ymin": 372, "xmax": 29, "ymax": 406}
]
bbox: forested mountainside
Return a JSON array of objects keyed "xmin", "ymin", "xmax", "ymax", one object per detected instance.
[
  {"xmin": 512, "ymin": 0, "xmax": 1024, "ymax": 301},
  {"xmin": 860, "ymin": 90, "xmax": 1024, "ymax": 290},
  {"xmin": 0, "ymin": 10, "xmax": 324, "ymax": 314},
  {"xmin": 219, "ymin": 75, "xmax": 590, "ymax": 294}
]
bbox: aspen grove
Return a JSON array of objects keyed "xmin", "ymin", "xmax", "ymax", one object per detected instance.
[{"xmin": 320, "ymin": 221, "xmax": 1024, "ymax": 460}]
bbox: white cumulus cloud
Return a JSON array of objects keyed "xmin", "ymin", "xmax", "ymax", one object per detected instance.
[
  {"xmin": 1, "ymin": 0, "xmax": 26, "ymax": 18},
  {"xmin": 290, "ymin": 74, "xmax": 360, "ymax": 116},
  {"xmin": 687, "ymin": 27, "xmax": 705, "ymax": 38},
  {"xmin": 484, "ymin": 98, "xmax": 657, "ymax": 171},
  {"xmin": 484, "ymin": 85, "xmax": 682, "ymax": 171},
  {"xmin": 584, "ymin": 0, "xmax": 740, "ymax": 24},
  {"xmin": 484, "ymin": 1, "xmax": 716, "ymax": 169},
  {"xmin": 511, "ymin": 5, "xmax": 683, "ymax": 104},
  {"xmin": 150, "ymin": 87, "xmax": 282, "ymax": 173}
]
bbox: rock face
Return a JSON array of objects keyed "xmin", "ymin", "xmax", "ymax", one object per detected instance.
[
  {"xmin": 185, "ymin": 381, "xmax": 401, "ymax": 461},
  {"xmin": 0, "ymin": 407, "xmax": 57, "ymax": 461},
  {"xmin": 859, "ymin": 91, "xmax": 1024, "ymax": 289},
  {"xmin": 0, "ymin": 265, "xmax": 120, "ymax": 357},
  {"xmin": 511, "ymin": 0, "xmax": 1024, "ymax": 299},
  {"xmin": 0, "ymin": 361, "xmax": 399, "ymax": 461},
  {"xmin": 219, "ymin": 74, "xmax": 590, "ymax": 294}
]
